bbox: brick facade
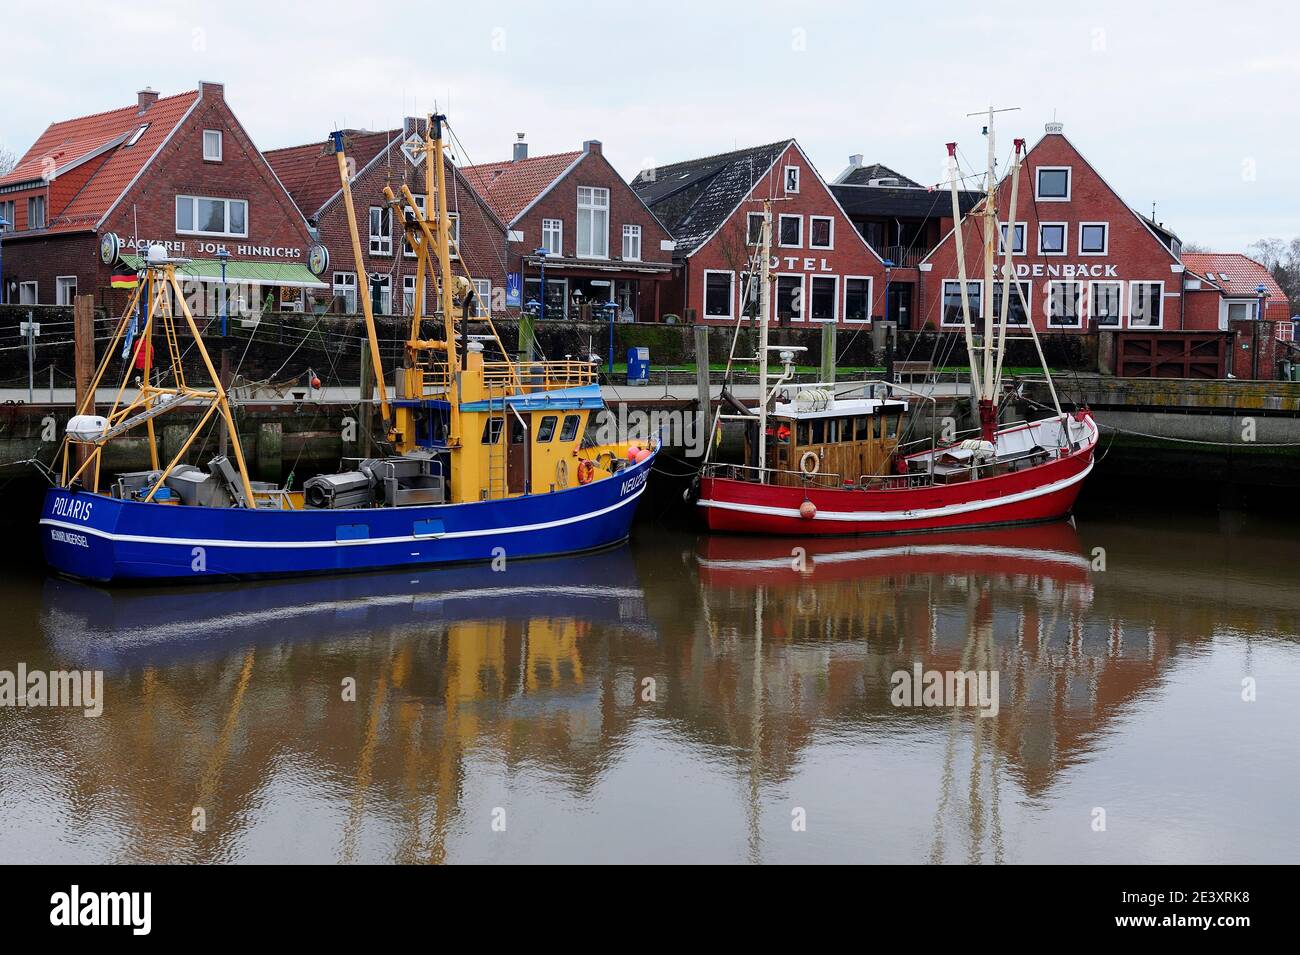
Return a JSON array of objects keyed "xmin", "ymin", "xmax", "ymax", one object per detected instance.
[
  {"xmin": 919, "ymin": 128, "xmax": 1185, "ymax": 334},
  {"xmin": 677, "ymin": 142, "xmax": 887, "ymax": 326}
]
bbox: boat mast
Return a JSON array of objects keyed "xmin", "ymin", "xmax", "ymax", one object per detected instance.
[
  {"xmin": 978, "ymin": 107, "xmax": 999, "ymax": 442},
  {"xmin": 332, "ymin": 131, "xmax": 394, "ymax": 442},
  {"xmin": 757, "ymin": 199, "xmax": 771, "ymax": 478}
]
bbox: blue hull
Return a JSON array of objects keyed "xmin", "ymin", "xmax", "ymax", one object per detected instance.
[{"xmin": 40, "ymin": 451, "xmax": 655, "ymax": 582}]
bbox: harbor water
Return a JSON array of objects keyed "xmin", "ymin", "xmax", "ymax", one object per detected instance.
[{"xmin": 2, "ymin": 487, "xmax": 1298, "ymax": 864}]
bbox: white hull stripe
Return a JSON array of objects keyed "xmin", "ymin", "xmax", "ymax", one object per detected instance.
[
  {"xmin": 700, "ymin": 459, "xmax": 1093, "ymax": 523},
  {"xmin": 41, "ymin": 487, "xmax": 644, "ymax": 549},
  {"xmin": 697, "ymin": 543, "xmax": 1092, "ymax": 571}
]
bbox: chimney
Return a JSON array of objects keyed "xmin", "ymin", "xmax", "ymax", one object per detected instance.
[
  {"xmin": 403, "ymin": 116, "xmax": 423, "ymax": 137},
  {"xmin": 512, "ymin": 133, "xmax": 528, "ymax": 161},
  {"xmin": 583, "ymin": 139, "xmax": 602, "ymax": 156},
  {"xmin": 849, "ymin": 154, "xmax": 863, "ymax": 168},
  {"xmin": 137, "ymin": 87, "xmax": 159, "ymax": 112},
  {"xmin": 1045, "ymin": 121, "xmax": 1064, "ymax": 134},
  {"xmin": 198, "ymin": 81, "xmax": 225, "ymax": 101}
]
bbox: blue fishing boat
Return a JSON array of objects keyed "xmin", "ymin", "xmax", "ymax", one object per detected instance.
[{"xmin": 40, "ymin": 116, "xmax": 657, "ymax": 583}]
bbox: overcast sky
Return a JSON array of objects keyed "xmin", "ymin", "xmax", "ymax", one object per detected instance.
[{"xmin": 3, "ymin": 0, "xmax": 1296, "ymax": 252}]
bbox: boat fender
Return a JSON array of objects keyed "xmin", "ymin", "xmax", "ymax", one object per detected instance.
[
  {"xmin": 577, "ymin": 459, "xmax": 596, "ymax": 485},
  {"xmin": 626, "ymin": 444, "xmax": 642, "ymax": 461},
  {"xmin": 799, "ymin": 500, "xmax": 817, "ymax": 520},
  {"xmin": 556, "ymin": 458, "xmax": 569, "ymax": 488},
  {"xmin": 799, "ymin": 450, "xmax": 820, "ymax": 476},
  {"xmin": 683, "ymin": 477, "xmax": 700, "ymax": 504},
  {"xmin": 634, "ymin": 448, "xmax": 652, "ymax": 464},
  {"xmin": 67, "ymin": 415, "xmax": 108, "ymax": 442}
]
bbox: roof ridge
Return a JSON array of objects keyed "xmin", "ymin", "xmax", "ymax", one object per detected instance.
[
  {"xmin": 636, "ymin": 139, "xmax": 794, "ymax": 178},
  {"xmin": 41, "ymin": 89, "xmax": 197, "ymax": 132},
  {"xmin": 460, "ymin": 148, "xmax": 583, "ymax": 173}
]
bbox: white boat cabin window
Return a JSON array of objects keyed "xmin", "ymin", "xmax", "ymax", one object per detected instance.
[
  {"xmin": 704, "ymin": 270, "xmax": 734, "ymax": 318},
  {"xmin": 537, "ymin": 415, "xmax": 558, "ymax": 442},
  {"xmin": 992, "ymin": 280, "xmax": 1031, "ymax": 325},
  {"xmin": 998, "ymin": 222, "xmax": 1026, "ymax": 255},
  {"xmin": 559, "ymin": 414, "xmax": 581, "ymax": 442},
  {"xmin": 1129, "ymin": 281, "xmax": 1164, "ymax": 327},
  {"xmin": 1035, "ymin": 166, "xmax": 1071, "ymax": 200},
  {"xmin": 941, "ymin": 280, "xmax": 981, "ymax": 327},
  {"xmin": 1090, "ymin": 281, "xmax": 1122, "ymax": 326},
  {"xmin": 1046, "ymin": 280, "xmax": 1084, "ymax": 327},
  {"xmin": 1079, "ymin": 222, "xmax": 1108, "ymax": 255}
]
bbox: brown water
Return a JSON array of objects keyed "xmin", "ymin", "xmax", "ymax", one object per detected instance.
[{"xmin": 2, "ymin": 504, "xmax": 1298, "ymax": 864}]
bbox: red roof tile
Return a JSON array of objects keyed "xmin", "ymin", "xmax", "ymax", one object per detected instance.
[
  {"xmin": 1183, "ymin": 252, "xmax": 1286, "ymax": 301},
  {"xmin": 1, "ymin": 91, "xmax": 199, "ymax": 234},
  {"xmin": 460, "ymin": 150, "xmax": 583, "ymax": 223},
  {"xmin": 265, "ymin": 130, "xmax": 394, "ymax": 220}
]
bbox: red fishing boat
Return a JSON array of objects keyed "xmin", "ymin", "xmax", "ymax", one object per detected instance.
[{"xmin": 693, "ymin": 111, "xmax": 1098, "ymax": 537}]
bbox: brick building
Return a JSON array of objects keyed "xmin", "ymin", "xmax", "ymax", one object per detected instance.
[
  {"xmin": 0, "ymin": 83, "xmax": 324, "ymax": 313},
  {"xmin": 266, "ymin": 118, "xmax": 508, "ymax": 318},
  {"xmin": 462, "ymin": 138, "xmax": 673, "ymax": 323},
  {"xmin": 918, "ymin": 122, "xmax": 1194, "ymax": 333},
  {"xmin": 631, "ymin": 140, "xmax": 888, "ymax": 326}
]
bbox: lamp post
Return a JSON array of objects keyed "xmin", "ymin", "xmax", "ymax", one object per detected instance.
[
  {"xmin": 534, "ymin": 248, "xmax": 548, "ymax": 322},
  {"xmin": 0, "ymin": 214, "xmax": 8, "ymax": 305},
  {"xmin": 1255, "ymin": 282, "xmax": 1270, "ymax": 380},
  {"xmin": 602, "ymin": 300, "xmax": 619, "ymax": 374},
  {"xmin": 218, "ymin": 247, "xmax": 230, "ymax": 336}
]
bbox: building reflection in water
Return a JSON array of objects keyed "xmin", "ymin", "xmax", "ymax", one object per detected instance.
[{"xmin": 18, "ymin": 514, "xmax": 1298, "ymax": 863}]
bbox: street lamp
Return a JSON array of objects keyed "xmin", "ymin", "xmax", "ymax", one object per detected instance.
[
  {"xmin": 0, "ymin": 214, "xmax": 8, "ymax": 305},
  {"xmin": 534, "ymin": 248, "xmax": 548, "ymax": 322},
  {"xmin": 218, "ymin": 247, "xmax": 230, "ymax": 336},
  {"xmin": 601, "ymin": 300, "xmax": 619, "ymax": 373}
]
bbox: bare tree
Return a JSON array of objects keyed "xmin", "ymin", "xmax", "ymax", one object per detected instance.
[
  {"xmin": 0, "ymin": 145, "xmax": 17, "ymax": 177},
  {"xmin": 1249, "ymin": 237, "xmax": 1300, "ymax": 314}
]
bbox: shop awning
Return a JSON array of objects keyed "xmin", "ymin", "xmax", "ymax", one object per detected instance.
[{"xmin": 119, "ymin": 254, "xmax": 329, "ymax": 289}]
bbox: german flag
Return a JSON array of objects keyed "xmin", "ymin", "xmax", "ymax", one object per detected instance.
[{"xmin": 111, "ymin": 272, "xmax": 139, "ymax": 289}]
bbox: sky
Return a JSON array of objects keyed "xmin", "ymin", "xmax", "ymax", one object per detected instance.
[{"xmin": 2, "ymin": 0, "xmax": 1296, "ymax": 252}]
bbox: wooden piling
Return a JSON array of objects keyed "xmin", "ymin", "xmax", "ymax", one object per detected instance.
[
  {"xmin": 73, "ymin": 294, "xmax": 95, "ymax": 469},
  {"xmin": 820, "ymin": 322, "xmax": 836, "ymax": 383},
  {"xmin": 694, "ymin": 324, "xmax": 710, "ymax": 458},
  {"xmin": 358, "ymin": 337, "xmax": 374, "ymax": 456}
]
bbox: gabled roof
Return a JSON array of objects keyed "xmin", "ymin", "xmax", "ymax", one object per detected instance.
[
  {"xmin": 835, "ymin": 162, "xmax": 922, "ymax": 188},
  {"xmin": 460, "ymin": 150, "xmax": 584, "ymax": 224},
  {"xmin": 629, "ymin": 140, "xmax": 792, "ymax": 255},
  {"xmin": 831, "ymin": 181, "xmax": 982, "ymax": 220},
  {"xmin": 264, "ymin": 130, "xmax": 393, "ymax": 221},
  {"xmin": 1182, "ymin": 252, "xmax": 1286, "ymax": 300},
  {"xmin": 0, "ymin": 90, "xmax": 199, "ymax": 234}
]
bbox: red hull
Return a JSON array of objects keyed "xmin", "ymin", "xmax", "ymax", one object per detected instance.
[{"xmin": 698, "ymin": 413, "xmax": 1097, "ymax": 538}]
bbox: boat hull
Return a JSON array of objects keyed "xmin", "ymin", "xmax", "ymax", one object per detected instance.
[
  {"xmin": 698, "ymin": 414, "xmax": 1096, "ymax": 537},
  {"xmin": 40, "ymin": 451, "xmax": 655, "ymax": 583}
]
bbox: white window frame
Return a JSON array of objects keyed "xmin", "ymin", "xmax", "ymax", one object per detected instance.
[
  {"xmin": 402, "ymin": 194, "xmax": 426, "ymax": 257},
  {"xmin": 998, "ymin": 221, "xmax": 1027, "ymax": 255},
  {"xmin": 776, "ymin": 273, "xmax": 805, "ymax": 323},
  {"xmin": 621, "ymin": 223, "xmax": 642, "ymax": 261},
  {"xmin": 176, "ymin": 195, "xmax": 248, "ymax": 238},
  {"xmin": 843, "ymin": 275, "xmax": 873, "ymax": 324},
  {"xmin": 746, "ymin": 212, "xmax": 765, "ymax": 246},
  {"xmin": 783, "ymin": 165, "xmax": 800, "ymax": 194},
  {"xmin": 1078, "ymin": 221, "xmax": 1109, "ymax": 256},
  {"xmin": 541, "ymin": 218, "xmax": 563, "ymax": 256},
  {"xmin": 777, "ymin": 214, "xmax": 803, "ymax": 249},
  {"xmin": 576, "ymin": 186, "xmax": 609, "ymax": 259},
  {"xmin": 333, "ymin": 271, "xmax": 357, "ymax": 313},
  {"xmin": 808, "ymin": 215, "xmax": 834, "ymax": 251},
  {"xmin": 941, "ymin": 279, "xmax": 983, "ymax": 328},
  {"xmin": 702, "ymin": 269, "xmax": 735, "ymax": 320},
  {"xmin": 55, "ymin": 275, "xmax": 77, "ymax": 305},
  {"xmin": 368, "ymin": 206, "xmax": 392, "ymax": 256},
  {"xmin": 402, "ymin": 274, "xmax": 418, "ymax": 315},
  {"xmin": 125, "ymin": 123, "xmax": 149, "ymax": 147},
  {"xmin": 1046, "ymin": 279, "xmax": 1085, "ymax": 328},
  {"xmin": 473, "ymin": 278, "xmax": 492, "ymax": 317},
  {"xmin": 1035, "ymin": 166, "xmax": 1072, "ymax": 201},
  {"xmin": 1088, "ymin": 280, "xmax": 1122, "ymax": 327},
  {"xmin": 808, "ymin": 274, "xmax": 839, "ymax": 323},
  {"xmin": 203, "ymin": 129, "xmax": 223, "ymax": 162},
  {"xmin": 992, "ymin": 279, "xmax": 1032, "ymax": 326},
  {"xmin": 446, "ymin": 212, "xmax": 460, "ymax": 260},
  {"xmin": 0, "ymin": 200, "xmax": 13, "ymax": 231},
  {"xmin": 1128, "ymin": 280, "xmax": 1165, "ymax": 329},
  {"xmin": 28, "ymin": 195, "xmax": 45, "ymax": 230},
  {"xmin": 369, "ymin": 274, "xmax": 393, "ymax": 315},
  {"xmin": 18, "ymin": 281, "xmax": 38, "ymax": 304},
  {"xmin": 1037, "ymin": 221, "xmax": 1068, "ymax": 256}
]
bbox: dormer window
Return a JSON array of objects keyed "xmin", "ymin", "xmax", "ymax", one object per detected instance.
[
  {"xmin": 203, "ymin": 129, "xmax": 223, "ymax": 162},
  {"xmin": 1035, "ymin": 166, "xmax": 1070, "ymax": 200},
  {"xmin": 125, "ymin": 124, "xmax": 149, "ymax": 147}
]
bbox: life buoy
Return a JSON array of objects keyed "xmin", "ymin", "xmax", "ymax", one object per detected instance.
[
  {"xmin": 577, "ymin": 459, "xmax": 596, "ymax": 485},
  {"xmin": 799, "ymin": 450, "xmax": 820, "ymax": 476},
  {"xmin": 556, "ymin": 458, "xmax": 569, "ymax": 488}
]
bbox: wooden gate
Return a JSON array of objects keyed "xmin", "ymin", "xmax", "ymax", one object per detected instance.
[{"xmin": 1115, "ymin": 332, "xmax": 1229, "ymax": 379}]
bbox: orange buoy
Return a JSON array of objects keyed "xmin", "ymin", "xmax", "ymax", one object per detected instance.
[
  {"xmin": 626, "ymin": 444, "xmax": 642, "ymax": 461},
  {"xmin": 799, "ymin": 500, "xmax": 817, "ymax": 520},
  {"xmin": 634, "ymin": 448, "xmax": 652, "ymax": 464},
  {"xmin": 577, "ymin": 459, "xmax": 596, "ymax": 485}
]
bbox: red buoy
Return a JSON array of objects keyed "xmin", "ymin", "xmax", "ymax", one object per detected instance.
[
  {"xmin": 626, "ymin": 444, "xmax": 642, "ymax": 461},
  {"xmin": 635, "ymin": 448, "xmax": 652, "ymax": 464},
  {"xmin": 311, "ymin": 376, "xmax": 322, "ymax": 390},
  {"xmin": 799, "ymin": 500, "xmax": 817, "ymax": 520}
]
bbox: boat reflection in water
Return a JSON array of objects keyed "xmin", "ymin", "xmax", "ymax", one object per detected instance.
[{"xmin": 16, "ymin": 515, "xmax": 1300, "ymax": 863}]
